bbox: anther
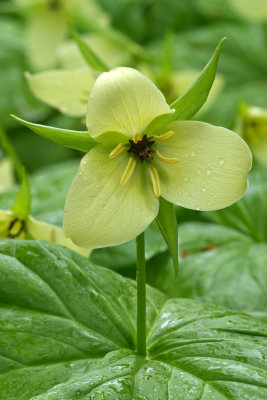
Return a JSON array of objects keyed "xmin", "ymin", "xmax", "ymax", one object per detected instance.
[
  {"xmin": 120, "ymin": 157, "xmax": 136, "ymax": 185},
  {"xmin": 109, "ymin": 143, "xmax": 126, "ymax": 159},
  {"xmin": 148, "ymin": 167, "xmax": 161, "ymax": 197},
  {"xmin": 156, "ymin": 149, "xmax": 179, "ymax": 164},
  {"xmin": 153, "ymin": 131, "xmax": 175, "ymax": 141}
]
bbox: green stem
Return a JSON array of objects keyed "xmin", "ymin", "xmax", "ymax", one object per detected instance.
[
  {"xmin": 0, "ymin": 126, "xmax": 24, "ymax": 180},
  {"xmin": 136, "ymin": 232, "xmax": 146, "ymax": 357}
]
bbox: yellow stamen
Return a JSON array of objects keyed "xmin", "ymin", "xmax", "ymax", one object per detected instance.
[
  {"xmin": 133, "ymin": 133, "xmax": 142, "ymax": 143},
  {"xmin": 120, "ymin": 157, "xmax": 136, "ymax": 185},
  {"xmin": 156, "ymin": 149, "xmax": 179, "ymax": 164},
  {"xmin": 153, "ymin": 131, "xmax": 175, "ymax": 141},
  {"xmin": 148, "ymin": 167, "xmax": 161, "ymax": 197},
  {"xmin": 109, "ymin": 143, "xmax": 126, "ymax": 159}
]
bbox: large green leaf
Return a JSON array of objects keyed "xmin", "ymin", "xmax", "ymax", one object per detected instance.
[
  {"xmin": 147, "ymin": 222, "xmax": 267, "ymax": 321},
  {"xmin": 0, "ymin": 240, "xmax": 266, "ymax": 399}
]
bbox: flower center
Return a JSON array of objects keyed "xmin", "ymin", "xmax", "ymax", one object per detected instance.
[
  {"xmin": 7, "ymin": 218, "xmax": 25, "ymax": 239},
  {"xmin": 127, "ymin": 134, "xmax": 155, "ymax": 164},
  {"xmin": 109, "ymin": 131, "xmax": 179, "ymax": 197}
]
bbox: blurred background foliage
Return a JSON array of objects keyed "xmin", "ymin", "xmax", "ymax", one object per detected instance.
[{"xmin": 1, "ymin": 0, "xmax": 267, "ymax": 320}]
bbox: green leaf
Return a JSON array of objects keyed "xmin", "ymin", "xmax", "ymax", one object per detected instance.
[
  {"xmin": 145, "ymin": 37, "xmax": 226, "ymax": 134},
  {"xmin": 148, "ymin": 221, "xmax": 267, "ymax": 321},
  {"xmin": 11, "ymin": 115, "xmax": 96, "ymax": 152},
  {"xmin": 71, "ymin": 29, "xmax": 109, "ymax": 72},
  {"xmin": 207, "ymin": 165, "xmax": 267, "ymax": 242},
  {"xmin": 0, "ymin": 240, "xmax": 266, "ymax": 399},
  {"xmin": 156, "ymin": 197, "xmax": 178, "ymax": 277}
]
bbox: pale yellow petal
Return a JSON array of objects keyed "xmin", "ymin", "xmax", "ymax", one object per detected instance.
[
  {"xmin": 154, "ymin": 121, "xmax": 252, "ymax": 211},
  {"xmin": 86, "ymin": 67, "xmax": 173, "ymax": 139},
  {"xmin": 26, "ymin": 8, "xmax": 68, "ymax": 70},
  {"xmin": 228, "ymin": 0, "xmax": 267, "ymax": 21},
  {"xmin": 0, "ymin": 158, "xmax": 14, "ymax": 193},
  {"xmin": 27, "ymin": 216, "xmax": 90, "ymax": 257},
  {"xmin": 64, "ymin": 145, "xmax": 159, "ymax": 248},
  {"xmin": 26, "ymin": 67, "xmax": 96, "ymax": 116}
]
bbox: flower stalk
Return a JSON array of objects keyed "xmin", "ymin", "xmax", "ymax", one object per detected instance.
[{"xmin": 136, "ymin": 232, "xmax": 146, "ymax": 357}]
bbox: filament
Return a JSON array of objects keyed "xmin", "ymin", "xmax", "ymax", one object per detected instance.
[
  {"xmin": 133, "ymin": 133, "xmax": 142, "ymax": 143},
  {"xmin": 148, "ymin": 167, "xmax": 161, "ymax": 197},
  {"xmin": 153, "ymin": 131, "xmax": 175, "ymax": 141},
  {"xmin": 120, "ymin": 157, "xmax": 137, "ymax": 185},
  {"xmin": 109, "ymin": 143, "xmax": 125, "ymax": 159},
  {"xmin": 156, "ymin": 149, "xmax": 179, "ymax": 164}
]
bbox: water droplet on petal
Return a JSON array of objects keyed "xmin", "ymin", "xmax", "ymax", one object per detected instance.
[
  {"xmin": 219, "ymin": 158, "xmax": 225, "ymax": 165},
  {"xmin": 195, "ymin": 205, "xmax": 200, "ymax": 210},
  {"xmin": 190, "ymin": 177, "xmax": 194, "ymax": 183},
  {"xmin": 202, "ymin": 187, "xmax": 206, "ymax": 192},
  {"xmin": 184, "ymin": 175, "xmax": 189, "ymax": 182},
  {"xmin": 191, "ymin": 151, "xmax": 196, "ymax": 157},
  {"xmin": 197, "ymin": 168, "xmax": 202, "ymax": 174},
  {"xmin": 206, "ymin": 168, "xmax": 212, "ymax": 176}
]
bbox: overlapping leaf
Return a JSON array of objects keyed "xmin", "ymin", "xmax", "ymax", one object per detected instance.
[{"xmin": 0, "ymin": 240, "xmax": 266, "ymax": 399}]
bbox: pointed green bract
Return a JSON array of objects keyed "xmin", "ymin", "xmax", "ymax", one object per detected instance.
[
  {"xmin": 11, "ymin": 115, "xmax": 96, "ymax": 152},
  {"xmin": 71, "ymin": 29, "xmax": 109, "ymax": 72},
  {"xmin": 145, "ymin": 38, "xmax": 226, "ymax": 134},
  {"xmin": 156, "ymin": 197, "xmax": 178, "ymax": 277}
]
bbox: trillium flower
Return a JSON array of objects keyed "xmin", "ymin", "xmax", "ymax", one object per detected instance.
[{"xmin": 64, "ymin": 67, "xmax": 252, "ymax": 249}]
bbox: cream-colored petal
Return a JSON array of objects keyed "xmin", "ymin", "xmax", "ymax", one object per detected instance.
[
  {"xmin": 26, "ymin": 67, "xmax": 96, "ymax": 116},
  {"xmin": 64, "ymin": 145, "xmax": 159, "ymax": 248},
  {"xmin": 27, "ymin": 216, "xmax": 90, "ymax": 257},
  {"xmin": 228, "ymin": 0, "xmax": 267, "ymax": 21},
  {"xmin": 171, "ymin": 70, "xmax": 224, "ymax": 113},
  {"xmin": 0, "ymin": 158, "xmax": 14, "ymax": 193},
  {"xmin": 154, "ymin": 121, "xmax": 252, "ymax": 211},
  {"xmin": 26, "ymin": 8, "xmax": 68, "ymax": 70},
  {"xmin": 86, "ymin": 67, "xmax": 173, "ymax": 139}
]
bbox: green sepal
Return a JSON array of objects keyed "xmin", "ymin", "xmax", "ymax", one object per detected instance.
[
  {"xmin": 70, "ymin": 29, "xmax": 109, "ymax": 72},
  {"xmin": 145, "ymin": 38, "xmax": 226, "ymax": 134},
  {"xmin": 11, "ymin": 115, "xmax": 96, "ymax": 152},
  {"xmin": 11, "ymin": 168, "xmax": 31, "ymax": 218},
  {"xmin": 155, "ymin": 197, "xmax": 178, "ymax": 277}
]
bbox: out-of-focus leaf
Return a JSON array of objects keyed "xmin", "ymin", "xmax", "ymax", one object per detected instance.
[
  {"xmin": 71, "ymin": 29, "xmax": 109, "ymax": 72},
  {"xmin": 0, "ymin": 240, "xmax": 266, "ymax": 399}
]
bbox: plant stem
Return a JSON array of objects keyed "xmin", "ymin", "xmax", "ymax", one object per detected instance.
[{"xmin": 136, "ymin": 232, "xmax": 146, "ymax": 357}]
